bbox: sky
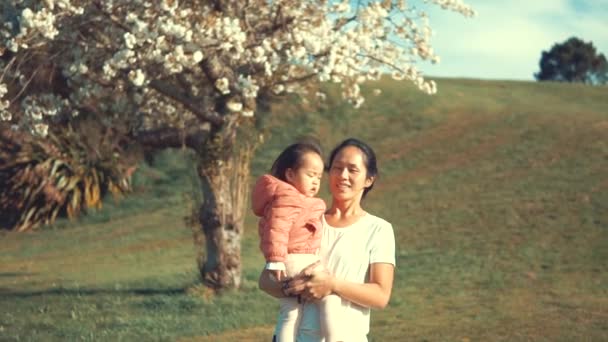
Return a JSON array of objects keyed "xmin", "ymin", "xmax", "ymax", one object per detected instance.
[{"xmin": 417, "ymin": 0, "xmax": 608, "ymax": 81}]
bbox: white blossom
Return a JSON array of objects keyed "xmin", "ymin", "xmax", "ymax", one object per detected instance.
[
  {"xmin": 238, "ymin": 75, "xmax": 259, "ymax": 99},
  {"xmin": 129, "ymin": 69, "xmax": 146, "ymax": 87},
  {"xmin": 215, "ymin": 78, "xmax": 230, "ymax": 95},
  {"xmin": 161, "ymin": 0, "xmax": 179, "ymax": 13},
  {"xmin": 226, "ymin": 100, "xmax": 243, "ymax": 112},
  {"xmin": 0, "ymin": 108, "xmax": 11, "ymax": 121},
  {"xmin": 0, "ymin": 94, "xmax": 11, "ymax": 120},
  {"xmin": 124, "ymin": 32, "xmax": 137, "ymax": 49},
  {"xmin": 391, "ymin": 71, "xmax": 405, "ymax": 81},
  {"xmin": 0, "ymin": 0, "xmax": 475, "ymax": 135},
  {"xmin": 33, "ymin": 123, "xmax": 49, "ymax": 137},
  {"xmin": 21, "ymin": 8, "xmax": 59, "ymax": 40},
  {"xmin": 353, "ymin": 96, "xmax": 365, "ymax": 109},
  {"xmin": 102, "ymin": 64, "xmax": 116, "ymax": 79},
  {"xmin": 192, "ymin": 51, "xmax": 203, "ymax": 63}
]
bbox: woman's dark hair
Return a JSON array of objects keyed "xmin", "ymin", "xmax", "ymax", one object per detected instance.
[
  {"xmin": 327, "ymin": 138, "xmax": 378, "ymax": 198},
  {"xmin": 270, "ymin": 139, "xmax": 323, "ymax": 182}
]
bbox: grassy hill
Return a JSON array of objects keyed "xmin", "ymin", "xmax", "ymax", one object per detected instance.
[{"xmin": 1, "ymin": 78, "xmax": 606, "ymax": 341}]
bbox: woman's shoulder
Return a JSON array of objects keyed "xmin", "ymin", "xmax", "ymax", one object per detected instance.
[
  {"xmin": 361, "ymin": 212, "xmax": 393, "ymax": 231},
  {"xmin": 322, "ymin": 211, "xmax": 391, "ymax": 230},
  {"xmin": 361, "ymin": 213, "xmax": 395, "ymax": 247}
]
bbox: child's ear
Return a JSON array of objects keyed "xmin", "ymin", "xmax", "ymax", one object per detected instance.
[{"xmin": 285, "ymin": 168, "xmax": 295, "ymax": 183}]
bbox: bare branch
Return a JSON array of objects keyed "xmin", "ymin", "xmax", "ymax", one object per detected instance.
[
  {"xmin": 135, "ymin": 124, "xmax": 211, "ymax": 150},
  {"xmin": 148, "ymin": 79, "xmax": 224, "ymax": 126}
]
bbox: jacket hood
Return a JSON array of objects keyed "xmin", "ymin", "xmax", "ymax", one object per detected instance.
[{"xmin": 251, "ymin": 174, "xmax": 302, "ymax": 216}]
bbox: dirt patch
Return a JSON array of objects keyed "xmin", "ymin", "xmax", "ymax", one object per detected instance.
[
  {"xmin": 593, "ymin": 120, "xmax": 608, "ymax": 130},
  {"xmin": 380, "ymin": 112, "xmax": 491, "ymax": 162},
  {"xmin": 491, "ymin": 118, "xmax": 606, "ymax": 183},
  {"xmin": 177, "ymin": 325, "xmax": 274, "ymax": 342},
  {"xmin": 381, "ymin": 129, "xmax": 514, "ymax": 186}
]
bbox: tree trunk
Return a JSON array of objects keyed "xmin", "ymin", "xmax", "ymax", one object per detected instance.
[
  {"xmin": 197, "ymin": 128, "xmax": 253, "ymax": 289},
  {"xmin": 136, "ymin": 113, "xmax": 259, "ymax": 290}
]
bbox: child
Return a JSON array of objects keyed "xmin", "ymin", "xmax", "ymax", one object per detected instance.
[{"xmin": 252, "ymin": 141, "xmax": 337, "ymax": 342}]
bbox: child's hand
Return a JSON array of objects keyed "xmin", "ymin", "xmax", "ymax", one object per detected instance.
[{"xmin": 269, "ymin": 269, "xmax": 286, "ymax": 282}]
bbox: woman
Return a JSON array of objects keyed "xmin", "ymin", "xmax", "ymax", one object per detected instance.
[{"xmin": 259, "ymin": 138, "xmax": 396, "ymax": 342}]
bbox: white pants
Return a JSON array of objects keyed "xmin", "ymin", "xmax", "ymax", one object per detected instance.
[{"xmin": 275, "ymin": 254, "xmax": 345, "ymax": 342}]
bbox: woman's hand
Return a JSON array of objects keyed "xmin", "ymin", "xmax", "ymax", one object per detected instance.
[
  {"xmin": 300, "ymin": 268, "xmax": 335, "ymax": 302},
  {"xmin": 259, "ymin": 262, "xmax": 316, "ymax": 298},
  {"xmin": 281, "ymin": 261, "xmax": 318, "ymax": 296},
  {"xmin": 281, "ymin": 260, "xmax": 336, "ymax": 302},
  {"xmin": 261, "ymin": 260, "xmax": 338, "ymax": 302}
]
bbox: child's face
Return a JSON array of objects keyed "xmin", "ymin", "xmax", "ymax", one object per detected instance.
[{"xmin": 286, "ymin": 152, "xmax": 324, "ymax": 197}]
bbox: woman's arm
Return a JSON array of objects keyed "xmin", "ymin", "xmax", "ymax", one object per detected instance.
[
  {"xmin": 259, "ymin": 261, "xmax": 319, "ymax": 299},
  {"xmin": 300, "ymin": 262, "xmax": 394, "ymax": 309}
]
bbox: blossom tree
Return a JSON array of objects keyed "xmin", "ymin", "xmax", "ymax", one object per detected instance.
[{"xmin": 0, "ymin": 0, "xmax": 474, "ymax": 289}]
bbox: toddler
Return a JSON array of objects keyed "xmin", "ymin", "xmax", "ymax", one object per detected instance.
[{"xmin": 252, "ymin": 141, "xmax": 340, "ymax": 342}]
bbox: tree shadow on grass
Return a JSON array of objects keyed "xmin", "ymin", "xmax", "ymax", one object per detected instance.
[
  {"xmin": 0, "ymin": 286, "xmax": 188, "ymax": 298},
  {"xmin": 0, "ymin": 272, "xmax": 38, "ymax": 277}
]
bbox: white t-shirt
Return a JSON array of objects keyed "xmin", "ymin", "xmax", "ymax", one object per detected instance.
[{"xmin": 294, "ymin": 212, "xmax": 396, "ymax": 341}]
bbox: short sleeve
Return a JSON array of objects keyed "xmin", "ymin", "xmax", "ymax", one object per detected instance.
[{"xmin": 370, "ymin": 223, "xmax": 396, "ymax": 265}]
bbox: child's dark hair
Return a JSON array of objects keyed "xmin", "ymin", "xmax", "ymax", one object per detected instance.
[
  {"xmin": 270, "ymin": 139, "xmax": 323, "ymax": 182},
  {"xmin": 327, "ymin": 138, "xmax": 378, "ymax": 198}
]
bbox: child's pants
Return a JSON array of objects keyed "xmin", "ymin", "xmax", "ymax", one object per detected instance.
[{"xmin": 275, "ymin": 254, "xmax": 345, "ymax": 342}]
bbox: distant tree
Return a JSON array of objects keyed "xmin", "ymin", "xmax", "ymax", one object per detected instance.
[{"xmin": 535, "ymin": 37, "xmax": 608, "ymax": 85}]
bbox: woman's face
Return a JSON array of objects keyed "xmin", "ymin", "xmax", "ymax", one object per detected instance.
[{"xmin": 328, "ymin": 146, "xmax": 374, "ymax": 202}]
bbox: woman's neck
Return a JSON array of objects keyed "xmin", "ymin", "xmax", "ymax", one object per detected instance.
[{"xmin": 326, "ymin": 199, "xmax": 366, "ymax": 227}]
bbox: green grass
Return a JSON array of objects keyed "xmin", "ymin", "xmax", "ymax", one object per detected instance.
[{"xmin": 1, "ymin": 78, "xmax": 607, "ymax": 341}]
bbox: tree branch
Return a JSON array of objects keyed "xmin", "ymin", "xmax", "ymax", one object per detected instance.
[
  {"xmin": 135, "ymin": 124, "xmax": 211, "ymax": 150},
  {"xmin": 148, "ymin": 79, "xmax": 224, "ymax": 126}
]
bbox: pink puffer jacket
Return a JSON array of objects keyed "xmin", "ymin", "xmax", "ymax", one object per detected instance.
[{"xmin": 252, "ymin": 174, "xmax": 326, "ymax": 263}]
